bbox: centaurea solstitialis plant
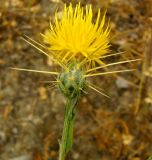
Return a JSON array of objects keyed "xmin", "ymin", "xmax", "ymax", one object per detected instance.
[{"xmin": 11, "ymin": 3, "xmax": 140, "ymax": 160}]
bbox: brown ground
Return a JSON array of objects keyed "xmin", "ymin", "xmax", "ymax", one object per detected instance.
[{"xmin": 0, "ymin": 0, "xmax": 152, "ymax": 160}]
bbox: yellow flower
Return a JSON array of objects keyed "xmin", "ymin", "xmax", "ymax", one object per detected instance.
[
  {"xmin": 42, "ymin": 3, "xmax": 110, "ymax": 65},
  {"xmin": 10, "ymin": 3, "xmax": 138, "ymax": 99}
]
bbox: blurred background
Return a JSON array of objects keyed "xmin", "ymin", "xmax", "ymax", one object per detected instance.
[{"xmin": 0, "ymin": 0, "xmax": 152, "ymax": 160}]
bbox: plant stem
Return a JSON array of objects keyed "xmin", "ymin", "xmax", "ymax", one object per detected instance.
[{"xmin": 59, "ymin": 96, "xmax": 78, "ymax": 160}]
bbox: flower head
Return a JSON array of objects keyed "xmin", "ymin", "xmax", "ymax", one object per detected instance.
[
  {"xmin": 42, "ymin": 3, "xmax": 110, "ymax": 65},
  {"xmin": 11, "ymin": 3, "xmax": 137, "ymax": 99}
]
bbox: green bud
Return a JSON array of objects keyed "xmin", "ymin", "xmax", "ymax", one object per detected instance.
[{"xmin": 58, "ymin": 61, "xmax": 85, "ymax": 98}]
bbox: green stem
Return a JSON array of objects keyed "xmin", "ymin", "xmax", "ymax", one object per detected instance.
[{"xmin": 59, "ymin": 96, "xmax": 78, "ymax": 160}]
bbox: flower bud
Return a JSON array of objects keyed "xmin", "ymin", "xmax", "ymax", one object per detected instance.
[{"xmin": 58, "ymin": 61, "xmax": 85, "ymax": 98}]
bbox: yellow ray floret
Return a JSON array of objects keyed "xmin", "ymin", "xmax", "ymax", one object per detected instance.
[{"xmin": 42, "ymin": 3, "xmax": 110, "ymax": 65}]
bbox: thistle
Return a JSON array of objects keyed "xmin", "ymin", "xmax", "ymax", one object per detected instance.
[{"xmin": 10, "ymin": 3, "xmax": 140, "ymax": 160}]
